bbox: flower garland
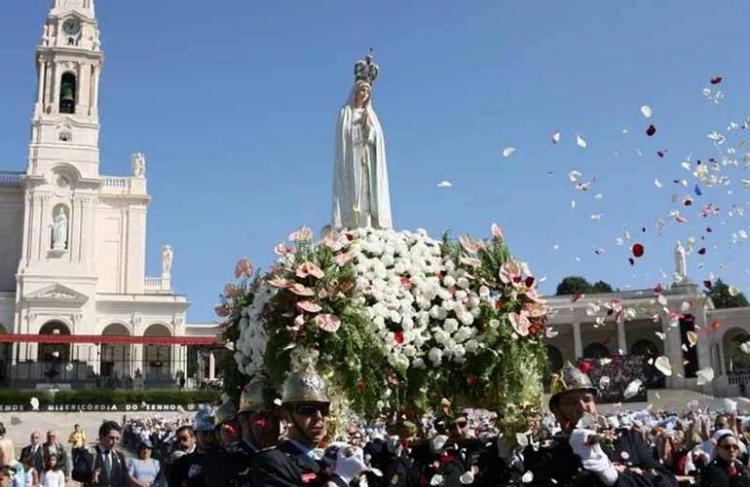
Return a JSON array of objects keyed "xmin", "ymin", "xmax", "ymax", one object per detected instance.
[{"xmin": 218, "ymin": 224, "xmax": 548, "ymax": 433}]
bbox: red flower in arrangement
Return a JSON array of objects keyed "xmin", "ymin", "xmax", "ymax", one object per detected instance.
[
  {"xmin": 525, "ymin": 276, "xmax": 535, "ymax": 288},
  {"xmin": 355, "ymin": 381, "xmax": 366, "ymax": 393},
  {"xmin": 400, "ymin": 276, "xmax": 411, "ymax": 287},
  {"xmin": 394, "ymin": 331, "xmax": 405, "ymax": 345},
  {"xmin": 528, "ymin": 324, "xmax": 540, "ymax": 335},
  {"xmin": 466, "ymin": 375, "xmax": 478, "ymax": 386},
  {"xmin": 578, "ymin": 360, "xmax": 594, "ymax": 374},
  {"xmin": 495, "ymin": 300, "xmax": 506, "ymax": 310}
]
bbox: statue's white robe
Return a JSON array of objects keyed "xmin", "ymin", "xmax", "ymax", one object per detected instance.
[{"xmin": 331, "ymin": 89, "xmax": 392, "ymax": 230}]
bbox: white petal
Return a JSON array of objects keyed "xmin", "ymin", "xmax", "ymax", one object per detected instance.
[
  {"xmin": 502, "ymin": 146, "xmax": 517, "ymax": 158},
  {"xmin": 551, "ymin": 131, "xmax": 561, "ymax": 144},
  {"xmin": 654, "ymin": 356, "xmax": 672, "ymax": 376},
  {"xmin": 437, "ymin": 180, "xmax": 452, "ymax": 188},
  {"xmin": 576, "ymin": 134, "xmax": 587, "ymax": 149},
  {"xmin": 640, "ymin": 105, "xmax": 653, "ymax": 119},
  {"xmin": 623, "ymin": 379, "xmax": 642, "ymax": 399},
  {"xmin": 696, "ymin": 366, "xmax": 714, "ymax": 385}
]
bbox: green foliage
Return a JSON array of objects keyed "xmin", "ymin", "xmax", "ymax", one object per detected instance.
[
  {"xmin": 708, "ymin": 279, "xmax": 749, "ymax": 309},
  {"xmin": 556, "ymin": 276, "xmax": 614, "ymax": 295}
]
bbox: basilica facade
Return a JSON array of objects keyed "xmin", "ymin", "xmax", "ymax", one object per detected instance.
[{"xmin": 0, "ymin": 0, "xmax": 220, "ymax": 388}]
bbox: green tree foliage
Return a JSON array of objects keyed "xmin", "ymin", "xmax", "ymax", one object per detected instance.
[
  {"xmin": 555, "ymin": 276, "xmax": 614, "ymax": 296},
  {"xmin": 708, "ymin": 279, "xmax": 749, "ymax": 309}
]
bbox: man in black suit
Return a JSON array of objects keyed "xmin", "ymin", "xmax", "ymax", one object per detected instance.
[
  {"xmin": 253, "ymin": 366, "xmax": 368, "ymax": 486},
  {"xmin": 20, "ymin": 431, "xmax": 44, "ymax": 474},
  {"xmin": 72, "ymin": 421, "xmax": 128, "ymax": 487}
]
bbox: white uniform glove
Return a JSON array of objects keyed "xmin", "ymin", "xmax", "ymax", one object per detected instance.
[
  {"xmin": 569, "ymin": 429, "xmax": 596, "ymax": 459},
  {"xmin": 333, "ymin": 446, "xmax": 368, "ymax": 484},
  {"xmin": 580, "ymin": 447, "xmax": 618, "ymax": 486}
]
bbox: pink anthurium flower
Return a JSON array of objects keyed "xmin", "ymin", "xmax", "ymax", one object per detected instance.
[
  {"xmin": 289, "ymin": 283, "xmax": 315, "ymax": 296},
  {"xmin": 458, "ymin": 235, "xmax": 482, "ymax": 254},
  {"xmin": 297, "ymin": 300, "xmax": 322, "ymax": 313},
  {"xmin": 491, "ymin": 223, "xmax": 504, "ymax": 240},
  {"xmin": 267, "ymin": 277, "xmax": 290, "ymax": 289},
  {"xmin": 314, "ymin": 314, "xmax": 341, "ymax": 333},
  {"xmin": 288, "ymin": 225, "xmax": 313, "ymax": 242},
  {"xmin": 296, "ymin": 261, "xmax": 325, "ymax": 280},
  {"xmin": 234, "ymin": 258, "xmax": 253, "ymax": 279},
  {"xmin": 508, "ymin": 311, "xmax": 531, "ymax": 337}
]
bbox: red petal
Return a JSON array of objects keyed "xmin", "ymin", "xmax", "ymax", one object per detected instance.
[
  {"xmin": 703, "ymin": 280, "xmax": 713, "ymax": 290},
  {"xmin": 698, "ymin": 248, "xmax": 706, "ymax": 255},
  {"xmin": 632, "ymin": 243, "xmax": 645, "ymax": 258},
  {"xmin": 657, "ymin": 150, "xmax": 665, "ymax": 158},
  {"xmin": 710, "ymin": 76, "xmax": 723, "ymax": 85},
  {"xmin": 628, "ymin": 257, "xmax": 635, "ymax": 266},
  {"xmin": 646, "ymin": 124, "xmax": 657, "ymax": 136},
  {"xmin": 394, "ymin": 331, "xmax": 405, "ymax": 344},
  {"xmin": 525, "ymin": 276, "xmax": 535, "ymax": 288}
]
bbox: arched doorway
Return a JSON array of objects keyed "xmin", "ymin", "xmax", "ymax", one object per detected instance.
[
  {"xmin": 143, "ymin": 324, "xmax": 172, "ymax": 385},
  {"xmin": 546, "ymin": 345, "xmax": 564, "ymax": 374},
  {"xmin": 38, "ymin": 321, "xmax": 71, "ymax": 382},
  {"xmin": 101, "ymin": 324, "xmax": 131, "ymax": 386},
  {"xmin": 723, "ymin": 328, "xmax": 750, "ymax": 374},
  {"xmin": 630, "ymin": 339, "xmax": 665, "ymax": 389},
  {"xmin": 583, "ymin": 342, "xmax": 610, "ymax": 359},
  {"xmin": 0, "ymin": 324, "xmax": 9, "ymax": 383}
]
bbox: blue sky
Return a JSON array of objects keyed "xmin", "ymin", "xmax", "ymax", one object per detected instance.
[{"xmin": 2, "ymin": 0, "xmax": 750, "ymax": 322}]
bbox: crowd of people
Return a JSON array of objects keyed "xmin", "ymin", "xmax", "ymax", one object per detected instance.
[{"xmin": 4, "ymin": 363, "xmax": 750, "ymax": 485}]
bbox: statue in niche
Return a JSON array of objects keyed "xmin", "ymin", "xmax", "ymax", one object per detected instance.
[
  {"xmin": 132, "ymin": 152, "xmax": 146, "ymax": 178},
  {"xmin": 161, "ymin": 244, "xmax": 173, "ymax": 276},
  {"xmin": 52, "ymin": 207, "xmax": 68, "ymax": 251},
  {"xmin": 674, "ymin": 241, "xmax": 687, "ymax": 283},
  {"xmin": 331, "ymin": 50, "xmax": 392, "ymax": 230}
]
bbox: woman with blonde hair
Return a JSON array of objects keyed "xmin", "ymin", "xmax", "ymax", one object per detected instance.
[{"xmin": 0, "ymin": 438, "xmax": 26, "ymax": 487}]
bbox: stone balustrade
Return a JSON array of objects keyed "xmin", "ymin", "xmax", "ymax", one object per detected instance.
[{"xmin": 0, "ymin": 171, "xmax": 23, "ymax": 188}]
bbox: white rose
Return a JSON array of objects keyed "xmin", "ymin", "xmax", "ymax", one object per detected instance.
[
  {"xmin": 428, "ymin": 348, "xmax": 443, "ymax": 366},
  {"xmin": 465, "ymin": 339, "xmax": 480, "ymax": 354},
  {"xmin": 455, "ymin": 290, "xmax": 468, "ymax": 302},
  {"xmin": 412, "ymin": 358, "xmax": 426, "ymax": 369},
  {"xmin": 443, "ymin": 318, "xmax": 459, "ymax": 334},
  {"xmin": 443, "ymin": 275, "xmax": 456, "ymax": 288},
  {"xmin": 456, "ymin": 277, "xmax": 470, "ymax": 289},
  {"xmin": 454, "ymin": 327, "xmax": 472, "ymax": 343},
  {"xmin": 441, "ymin": 299, "xmax": 456, "ymax": 312},
  {"xmin": 489, "ymin": 319, "xmax": 500, "ymax": 329},
  {"xmin": 433, "ymin": 328, "xmax": 450, "ymax": 345},
  {"xmin": 458, "ymin": 312, "xmax": 474, "ymax": 326}
]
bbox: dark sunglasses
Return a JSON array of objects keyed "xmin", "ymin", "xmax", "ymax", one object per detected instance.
[
  {"xmin": 290, "ymin": 403, "xmax": 330, "ymax": 417},
  {"xmin": 720, "ymin": 444, "xmax": 740, "ymax": 451}
]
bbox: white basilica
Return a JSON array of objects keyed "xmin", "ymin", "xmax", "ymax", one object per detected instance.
[{"xmin": 0, "ymin": 0, "xmax": 220, "ymax": 388}]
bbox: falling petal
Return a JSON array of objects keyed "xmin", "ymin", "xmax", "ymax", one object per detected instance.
[
  {"xmin": 687, "ymin": 331, "xmax": 698, "ymax": 347},
  {"xmin": 623, "ymin": 379, "xmax": 642, "ymax": 399},
  {"xmin": 710, "ymin": 76, "xmax": 723, "ymax": 85},
  {"xmin": 576, "ymin": 134, "xmax": 588, "ymax": 148},
  {"xmin": 640, "ymin": 105, "xmax": 653, "ymax": 119},
  {"xmin": 654, "ymin": 178, "xmax": 663, "ymax": 188},
  {"xmin": 654, "ymin": 356, "xmax": 672, "ymax": 376},
  {"xmin": 502, "ymin": 146, "xmax": 517, "ymax": 158},
  {"xmin": 437, "ymin": 181, "xmax": 452, "ymax": 188},
  {"xmin": 646, "ymin": 124, "xmax": 657, "ymax": 137},
  {"xmin": 632, "ymin": 243, "xmax": 645, "ymax": 258},
  {"xmin": 696, "ymin": 367, "xmax": 714, "ymax": 385},
  {"xmin": 551, "ymin": 131, "xmax": 561, "ymax": 144}
]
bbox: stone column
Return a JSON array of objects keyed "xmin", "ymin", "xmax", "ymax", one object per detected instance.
[
  {"xmin": 208, "ymin": 351, "xmax": 216, "ymax": 381},
  {"xmin": 573, "ymin": 322, "xmax": 583, "ymax": 359},
  {"xmin": 617, "ymin": 321, "xmax": 628, "ymax": 356},
  {"xmin": 132, "ymin": 344, "xmax": 143, "ymax": 378}
]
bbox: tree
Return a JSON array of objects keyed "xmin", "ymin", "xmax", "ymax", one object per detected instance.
[
  {"xmin": 708, "ymin": 279, "xmax": 749, "ymax": 309},
  {"xmin": 556, "ymin": 276, "xmax": 614, "ymax": 296},
  {"xmin": 591, "ymin": 280, "xmax": 614, "ymax": 293}
]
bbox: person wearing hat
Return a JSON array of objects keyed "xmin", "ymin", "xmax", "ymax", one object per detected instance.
[
  {"xmin": 253, "ymin": 366, "xmax": 368, "ymax": 486},
  {"xmin": 523, "ymin": 362, "xmax": 678, "ymax": 487},
  {"xmin": 127, "ymin": 440, "xmax": 161, "ymax": 487},
  {"xmin": 168, "ymin": 405, "xmax": 219, "ymax": 487}
]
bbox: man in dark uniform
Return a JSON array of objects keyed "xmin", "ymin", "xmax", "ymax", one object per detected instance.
[
  {"xmin": 168, "ymin": 406, "xmax": 220, "ymax": 487},
  {"xmin": 253, "ymin": 365, "xmax": 368, "ymax": 486},
  {"xmin": 523, "ymin": 362, "xmax": 678, "ymax": 487},
  {"xmin": 211, "ymin": 378, "xmax": 282, "ymax": 487}
]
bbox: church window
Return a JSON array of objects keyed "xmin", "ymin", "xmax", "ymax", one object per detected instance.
[{"xmin": 59, "ymin": 72, "xmax": 77, "ymax": 114}]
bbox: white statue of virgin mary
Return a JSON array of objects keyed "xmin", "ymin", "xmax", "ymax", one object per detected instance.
[{"xmin": 331, "ymin": 52, "xmax": 392, "ymax": 230}]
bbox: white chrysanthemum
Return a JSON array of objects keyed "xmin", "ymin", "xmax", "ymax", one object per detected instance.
[{"xmin": 428, "ymin": 348, "xmax": 443, "ymax": 366}]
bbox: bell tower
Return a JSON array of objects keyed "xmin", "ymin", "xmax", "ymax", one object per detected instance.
[{"xmin": 28, "ymin": 0, "xmax": 102, "ymax": 179}]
